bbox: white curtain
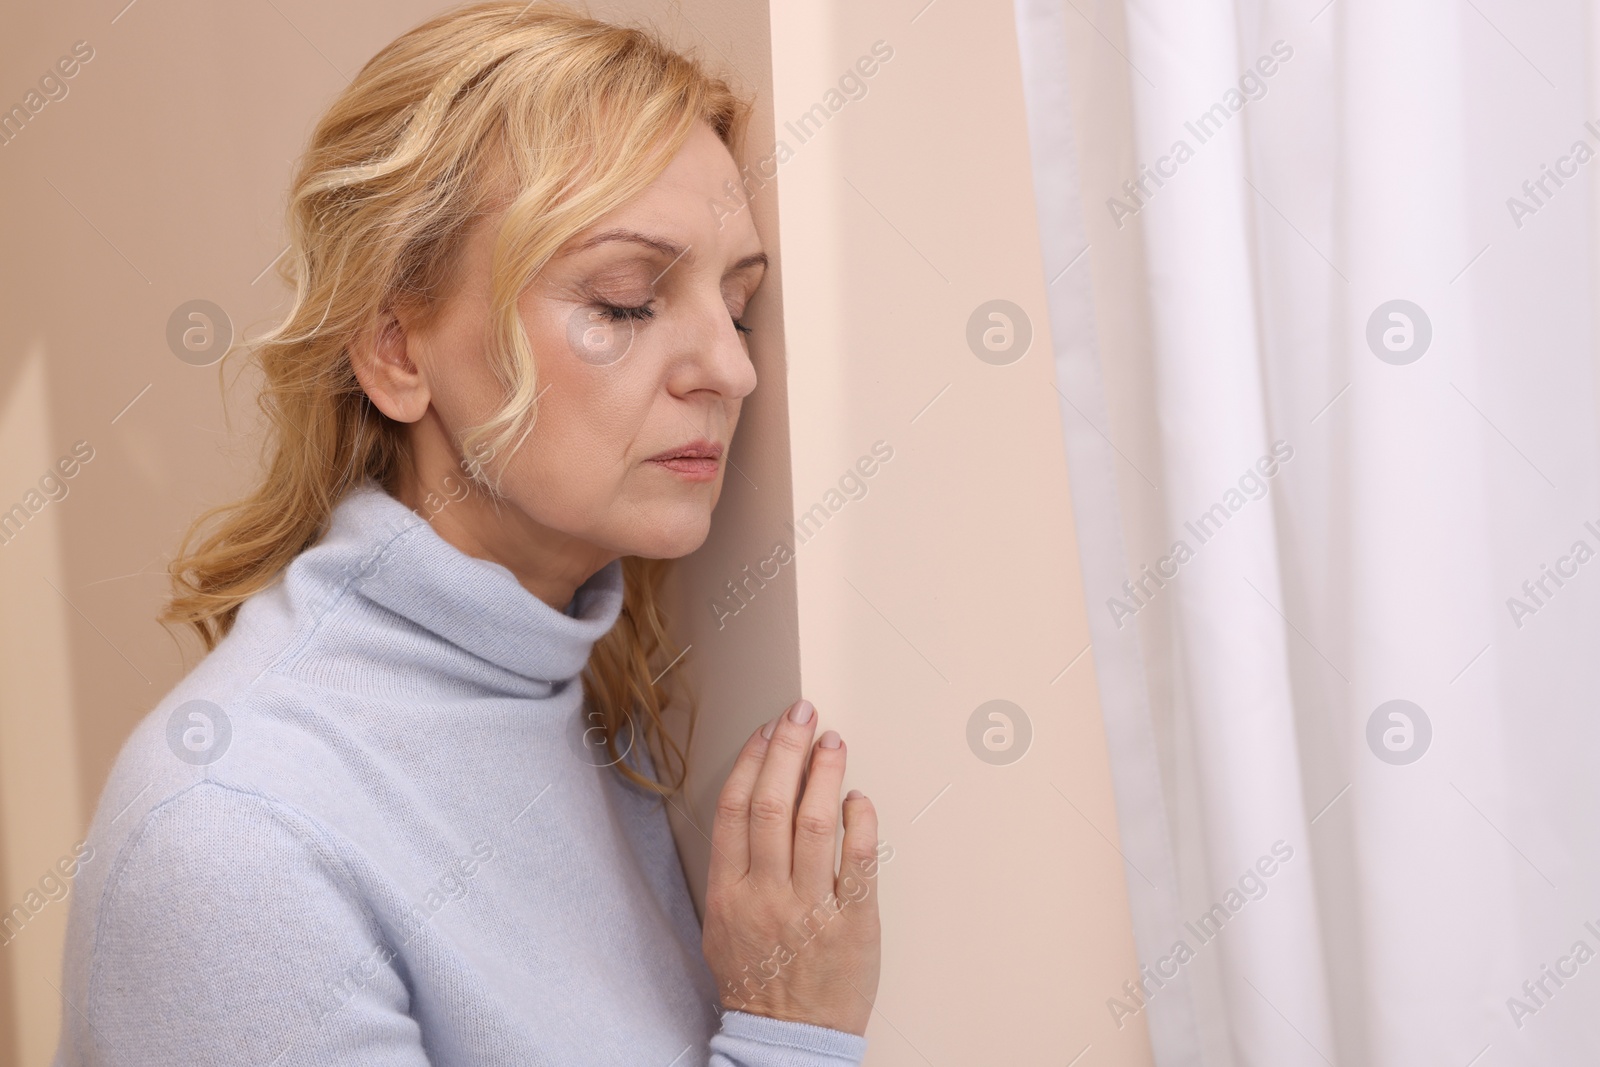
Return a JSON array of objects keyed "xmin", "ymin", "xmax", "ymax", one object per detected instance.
[{"xmin": 1018, "ymin": 0, "xmax": 1600, "ymax": 1064}]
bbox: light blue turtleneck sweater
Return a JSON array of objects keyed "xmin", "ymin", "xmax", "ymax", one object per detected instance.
[{"xmin": 51, "ymin": 479, "xmax": 869, "ymax": 1066}]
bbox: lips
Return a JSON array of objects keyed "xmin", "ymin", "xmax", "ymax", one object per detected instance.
[
  {"xmin": 646, "ymin": 438, "xmax": 723, "ymax": 480},
  {"xmin": 646, "ymin": 439, "xmax": 724, "ymax": 462}
]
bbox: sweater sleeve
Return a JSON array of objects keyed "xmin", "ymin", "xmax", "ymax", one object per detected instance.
[
  {"xmin": 69, "ymin": 781, "xmax": 431, "ymax": 1067},
  {"xmin": 708, "ymin": 1009, "xmax": 869, "ymax": 1066}
]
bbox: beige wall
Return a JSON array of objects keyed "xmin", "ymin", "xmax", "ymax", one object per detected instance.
[
  {"xmin": 645, "ymin": 0, "xmax": 1154, "ymax": 1063},
  {"xmin": 0, "ymin": 1, "xmax": 1150, "ymax": 1064}
]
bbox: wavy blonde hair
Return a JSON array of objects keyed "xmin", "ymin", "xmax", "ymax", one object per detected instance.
[{"xmin": 160, "ymin": 0, "xmax": 753, "ymax": 797}]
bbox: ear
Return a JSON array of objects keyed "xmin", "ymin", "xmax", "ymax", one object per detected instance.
[{"xmin": 350, "ymin": 307, "xmax": 431, "ymax": 423}]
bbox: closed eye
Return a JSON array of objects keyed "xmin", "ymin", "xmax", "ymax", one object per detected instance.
[
  {"xmin": 597, "ymin": 301, "xmax": 655, "ymax": 323},
  {"xmin": 599, "ymin": 300, "xmax": 752, "ymax": 337}
]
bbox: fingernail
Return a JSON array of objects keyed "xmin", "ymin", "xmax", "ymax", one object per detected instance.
[
  {"xmin": 819, "ymin": 730, "xmax": 841, "ymax": 749},
  {"xmin": 789, "ymin": 699, "xmax": 814, "ymax": 724},
  {"xmin": 761, "ymin": 716, "xmax": 778, "ymax": 740},
  {"xmin": 846, "ymin": 788, "xmax": 864, "ymax": 800}
]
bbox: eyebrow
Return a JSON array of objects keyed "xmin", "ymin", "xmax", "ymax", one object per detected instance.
[{"xmin": 567, "ymin": 227, "xmax": 768, "ymax": 274}]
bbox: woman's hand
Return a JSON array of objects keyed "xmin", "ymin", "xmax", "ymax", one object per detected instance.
[{"xmin": 702, "ymin": 698, "xmax": 883, "ymax": 1037}]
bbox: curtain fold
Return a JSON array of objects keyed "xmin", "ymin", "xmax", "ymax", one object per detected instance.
[{"xmin": 1015, "ymin": 0, "xmax": 1203, "ymax": 1062}]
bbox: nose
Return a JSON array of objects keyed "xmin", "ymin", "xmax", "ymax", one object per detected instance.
[{"xmin": 668, "ymin": 294, "xmax": 758, "ymax": 403}]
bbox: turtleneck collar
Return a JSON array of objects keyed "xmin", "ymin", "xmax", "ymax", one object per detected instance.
[{"xmin": 284, "ymin": 478, "xmax": 625, "ymax": 690}]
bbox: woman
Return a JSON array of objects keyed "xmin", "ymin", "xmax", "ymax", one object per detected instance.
[{"xmin": 51, "ymin": 3, "xmax": 882, "ymax": 1064}]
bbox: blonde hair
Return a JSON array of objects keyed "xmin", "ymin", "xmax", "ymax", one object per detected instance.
[{"xmin": 160, "ymin": 0, "xmax": 753, "ymax": 797}]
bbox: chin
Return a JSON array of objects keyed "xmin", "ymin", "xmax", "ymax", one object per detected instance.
[{"xmin": 627, "ymin": 512, "xmax": 714, "ymax": 561}]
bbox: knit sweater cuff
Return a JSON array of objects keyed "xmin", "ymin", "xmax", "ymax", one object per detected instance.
[{"xmin": 709, "ymin": 1009, "xmax": 868, "ymax": 1066}]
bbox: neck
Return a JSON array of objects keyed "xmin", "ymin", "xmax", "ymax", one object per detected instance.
[{"xmin": 392, "ymin": 476, "xmax": 615, "ymax": 615}]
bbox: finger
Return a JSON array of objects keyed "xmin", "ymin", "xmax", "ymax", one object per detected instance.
[
  {"xmin": 707, "ymin": 717, "xmax": 775, "ymax": 890},
  {"xmin": 747, "ymin": 698, "xmax": 818, "ymax": 886},
  {"xmin": 836, "ymin": 790, "xmax": 882, "ymax": 927},
  {"xmin": 791, "ymin": 731, "xmax": 847, "ymax": 902}
]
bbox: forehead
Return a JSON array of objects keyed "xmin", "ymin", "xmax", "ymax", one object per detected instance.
[
  {"xmin": 642, "ymin": 120, "xmax": 742, "ymax": 196},
  {"xmin": 569, "ymin": 123, "xmax": 760, "ymax": 255}
]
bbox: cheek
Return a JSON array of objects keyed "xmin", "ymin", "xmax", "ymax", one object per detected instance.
[
  {"xmin": 523, "ymin": 384, "xmax": 625, "ymax": 483},
  {"xmin": 512, "ymin": 361, "xmax": 652, "ymax": 507}
]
